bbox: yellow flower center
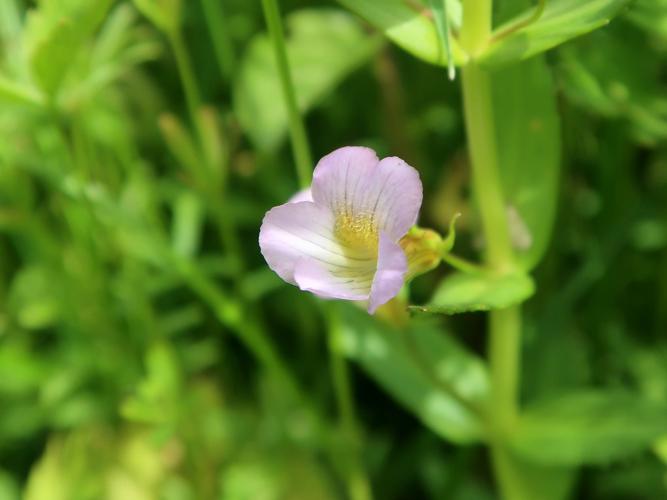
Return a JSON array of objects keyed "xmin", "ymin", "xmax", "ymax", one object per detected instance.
[{"xmin": 334, "ymin": 211, "xmax": 379, "ymax": 258}]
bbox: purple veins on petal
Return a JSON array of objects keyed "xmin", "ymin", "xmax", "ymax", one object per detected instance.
[{"xmin": 258, "ymin": 146, "xmax": 423, "ymax": 313}]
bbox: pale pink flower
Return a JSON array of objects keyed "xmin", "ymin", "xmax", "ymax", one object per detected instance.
[{"xmin": 259, "ymin": 146, "xmax": 423, "ymax": 313}]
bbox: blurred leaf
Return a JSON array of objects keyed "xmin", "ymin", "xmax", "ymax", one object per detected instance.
[
  {"xmin": 411, "ymin": 271, "xmax": 535, "ymax": 314},
  {"xmin": 132, "ymin": 0, "xmax": 182, "ymax": 34},
  {"xmin": 492, "ymin": 448, "xmax": 577, "ymax": 500},
  {"xmin": 0, "ymin": 470, "xmax": 20, "ymax": 500},
  {"xmin": 338, "ymin": 0, "xmax": 466, "ymax": 67},
  {"xmin": 25, "ymin": 0, "xmax": 114, "ymax": 96},
  {"xmin": 511, "ymin": 391, "xmax": 667, "ymax": 465},
  {"xmin": 121, "ymin": 342, "xmax": 182, "ymax": 425},
  {"xmin": 234, "ymin": 9, "xmax": 382, "ymax": 151},
  {"xmin": 171, "ymin": 191, "xmax": 203, "ymax": 258},
  {"xmin": 340, "ymin": 305, "xmax": 489, "ymax": 443},
  {"xmin": 493, "ymin": 57, "xmax": 561, "ymax": 269},
  {"xmin": 627, "ymin": 0, "xmax": 667, "ymax": 40},
  {"xmin": 9, "ymin": 265, "xmax": 63, "ymax": 329},
  {"xmin": 0, "ymin": 75, "xmax": 43, "ymax": 106},
  {"xmin": 482, "ymin": 0, "xmax": 631, "ymax": 66}
]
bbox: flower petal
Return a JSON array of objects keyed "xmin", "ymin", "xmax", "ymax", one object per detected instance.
[
  {"xmin": 259, "ymin": 201, "xmax": 375, "ymax": 295},
  {"xmin": 311, "ymin": 147, "xmax": 422, "ymax": 240},
  {"xmin": 288, "ymin": 188, "xmax": 313, "ymax": 203},
  {"xmin": 294, "ymin": 258, "xmax": 370, "ymax": 300},
  {"xmin": 368, "ymin": 232, "xmax": 408, "ymax": 314}
]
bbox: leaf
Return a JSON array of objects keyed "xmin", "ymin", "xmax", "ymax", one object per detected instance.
[
  {"xmin": 0, "ymin": 75, "xmax": 43, "ymax": 107},
  {"xmin": 234, "ymin": 9, "xmax": 382, "ymax": 151},
  {"xmin": 627, "ymin": 0, "xmax": 667, "ymax": 40},
  {"xmin": 25, "ymin": 0, "xmax": 114, "ymax": 96},
  {"xmin": 338, "ymin": 0, "xmax": 466, "ymax": 67},
  {"xmin": 511, "ymin": 391, "xmax": 667, "ymax": 465},
  {"xmin": 411, "ymin": 271, "xmax": 535, "ymax": 314},
  {"xmin": 8, "ymin": 265, "xmax": 63, "ymax": 329},
  {"xmin": 121, "ymin": 342, "xmax": 182, "ymax": 424},
  {"xmin": 132, "ymin": 0, "xmax": 182, "ymax": 34},
  {"xmin": 171, "ymin": 191, "xmax": 203, "ymax": 258},
  {"xmin": 339, "ymin": 305, "xmax": 489, "ymax": 443},
  {"xmin": 492, "ymin": 56, "xmax": 561, "ymax": 269},
  {"xmin": 492, "ymin": 447, "xmax": 577, "ymax": 500},
  {"xmin": 481, "ymin": 0, "xmax": 632, "ymax": 67}
]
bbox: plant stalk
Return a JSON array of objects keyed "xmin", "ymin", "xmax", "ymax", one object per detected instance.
[{"xmin": 460, "ymin": 1, "xmax": 524, "ymax": 498}]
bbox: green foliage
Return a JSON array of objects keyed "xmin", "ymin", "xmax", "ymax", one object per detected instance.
[
  {"xmin": 412, "ymin": 271, "xmax": 535, "ymax": 314},
  {"xmin": 0, "ymin": 0, "xmax": 665, "ymax": 499},
  {"xmin": 337, "ymin": 0, "xmax": 467, "ymax": 67},
  {"xmin": 511, "ymin": 391, "xmax": 667, "ymax": 465},
  {"xmin": 235, "ymin": 9, "xmax": 382, "ymax": 151},
  {"xmin": 482, "ymin": 0, "xmax": 632, "ymax": 66},
  {"xmin": 25, "ymin": 0, "xmax": 115, "ymax": 96}
]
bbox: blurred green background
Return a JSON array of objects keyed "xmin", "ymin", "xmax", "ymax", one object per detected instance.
[{"xmin": 1, "ymin": 0, "xmax": 666, "ymax": 499}]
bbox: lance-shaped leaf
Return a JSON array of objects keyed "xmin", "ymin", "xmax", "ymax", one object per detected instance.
[
  {"xmin": 340, "ymin": 305, "xmax": 489, "ymax": 443},
  {"xmin": 481, "ymin": 0, "xmax": 632, "ymax": 67},
  {"xmin": 492, "ymin": 56, "xmax": 561, "ymax": 270}
]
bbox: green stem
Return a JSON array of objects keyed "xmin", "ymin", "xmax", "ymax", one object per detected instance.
[
  {"xmin": 460, "ymin": 2, "xmax": 525, "ymax": 499},
  {"xmin": 260, "ymin": 0, "xmax": 312, "ymax": 188},
  {"xmin": 327, "ymin": 305, "xmax": 373, "ymax": 500},
  {"xmin": 460, "ymin": 64, "xmax": 513, "ymax": 271},
  {"xmin": 489, "ymin": 307, "xmax": 521, "ymax": 430},
  {"xmin": 201, "ymin": 0, "xmax": 236, "ymax": 80},
  {"xmin": 442, "ymin": 253, "xmax": 487, "ymax": 276},
  {"xmin": 168, "ymin": 30, "xmax": 202, "ymax": 129}
]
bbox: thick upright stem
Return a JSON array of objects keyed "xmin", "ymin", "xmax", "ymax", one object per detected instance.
[
  {"xmin": 460, "ymin": 64, "xmax": 513, "ymax": 271},
  {"xmin": 460, "ymin": 2, "xmax": 524, "ymax": 499}
]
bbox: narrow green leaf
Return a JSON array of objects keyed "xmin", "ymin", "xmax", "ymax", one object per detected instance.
[
  {"xmin": 234, "ymin": 9, "xmax": 382, "ymax": 151},
  {"xmin": 340, "ymin": 305, "xmax": 488, "ymax": 443},
  {"xmin": 411, "ymin": 272, "xmax": 535, "ymax": 315},
  {"xmin": 511, "ymin": 391, "xmax": 667, "ymax": 465},
  {"xmin": 428, "ymin": 0, "xmax": 455, "ymax": 79},
  {"xmin": 337, "ymin": 0, "xmax": 467, "ymax": 67},
  {"xmin": 481, "ymin": 0, "xmax": 632, "ymax": 67}
]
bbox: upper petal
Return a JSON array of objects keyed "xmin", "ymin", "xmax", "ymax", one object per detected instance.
[
  {"xmin": 368, "ymin": 232, "xmax": 408, "ymax": 314},
  {"xmin": 311, "ymin": 147, "xmax": 423, "ymax": 241},
  {"xmin": 259, "ymin": 201, "xmax": 376, "ymax": 298}
]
